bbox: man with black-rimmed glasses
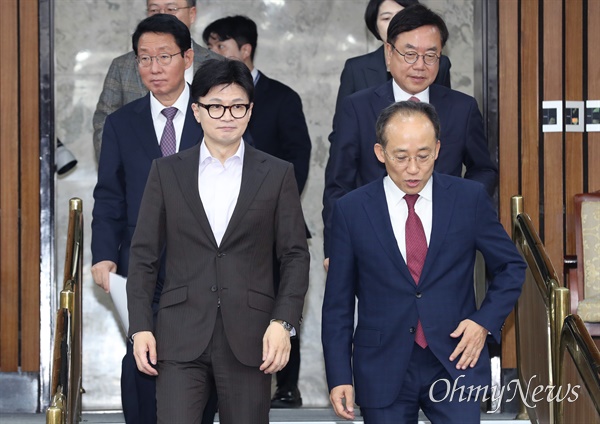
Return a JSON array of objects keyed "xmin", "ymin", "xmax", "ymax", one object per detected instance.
[{"xmin": 202, "ymin": 15, "xmax": 312, "ymax": 409}]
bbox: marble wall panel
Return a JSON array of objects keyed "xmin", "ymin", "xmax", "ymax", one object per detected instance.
[{"xmin": 54, "ymin": 0, "xmax": 475, "ymax": 409}]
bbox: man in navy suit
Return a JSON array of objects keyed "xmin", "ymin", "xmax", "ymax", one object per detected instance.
[
  {"xmin": 91, "ymin": 15, "xmax": 202, "ymax": 424},
  {"xmin": 323, "ymin": 4, "xmax": 498, "ymax": 268},
  {"xmin": 329, "ymin": 0, "xmax": 452, "ymax": 145},
  {"xmin": 202, "ymin": 15, "xmax": 311, "ymax": 408},
  {"xmin": 92, "ymin": 0, "xmax": 220, "ymax": 161},
  {"xmin": 322, "ymin": 101, "xmax": 525, "ymax": 423}
]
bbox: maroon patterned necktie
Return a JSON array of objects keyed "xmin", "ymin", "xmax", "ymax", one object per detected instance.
[
  {"xmin": 409, "ymin": 96, "xmax": 420, "ymax": 102},
  {"xmin": 160, "ymin": 107, "xmax": 178, "ymax": 157},
  {"xmin": 404, "ymin": 194, "xmax": 428, "ymax": 348}
]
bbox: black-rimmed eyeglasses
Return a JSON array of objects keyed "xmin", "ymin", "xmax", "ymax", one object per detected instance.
[
  {"xmin": 390, "ymin": 44, "xmax": 440, "ymax": 66},
  {"xmin": 197, "ymin": 103, "xmax": 251, "ymax": 119},
  {"xmin": 136, "ymin": 51, "xmax": 183, "ymax": 67}
]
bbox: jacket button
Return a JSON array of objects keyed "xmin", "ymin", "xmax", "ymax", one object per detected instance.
[
  {"xmin": 217, "ymin": 252, "xmax": 225, "ymax": 258},
  {"xmin": 210, "ymin": 285, "xmax": 218, "ymax": 292},
  {"xmin": 409, "ymin": 327, "xmax": 416, "ymax": 334},
  {"xmin": 415, "ymin": 292, "xmax": 422, "ymax": 298}
]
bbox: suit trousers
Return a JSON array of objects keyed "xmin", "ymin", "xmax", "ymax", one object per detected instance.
[
  {"xmin": 121, "ymin": 341, "xmax": 157, "ymax": 424},
  {"xmin": 156, "ymin": 309, "xmax": 271, "ymax": 424},
  {"xmin": 276, "ymin": 336, "xmax": 300, "ymax": 390},
  {"xmin": 360, "ymin": 343, "xmax": 481, "ymax": 424},
  {"xmin": 121, "ymin": 298, "xmax": 216, "ymax": 424}
]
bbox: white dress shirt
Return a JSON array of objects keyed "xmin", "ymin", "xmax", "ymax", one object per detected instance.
[
  {"xmin": 198, "ymin": 140, "xmax": 245, "ymax": 246},
  {"xmin": 383, "ymin": 175, "xmax": 434, "ymax": 263},
  {"xmin": 392, "ymin": 79, "xmax": 430, "ymax": 103},
  {"xmin": 150, "ymin": 84, "xmax": 190, "ymax": 153}
]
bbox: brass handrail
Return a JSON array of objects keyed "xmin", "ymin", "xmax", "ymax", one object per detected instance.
[
  {"xmin": 512, "ymin": 195, "xmax": 570, "ymax": 424},
  {"xmin": 557, "ymin": 314, "xmax": 600, "ymax": 423},
  {"xmin": 46, "ymin": 198, "xmax": 84, "ymax": 424}
]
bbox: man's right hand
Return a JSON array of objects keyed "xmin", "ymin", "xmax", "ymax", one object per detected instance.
[
  {"xmin": 91, "ymin": 260, "xmax": 117, "ymax": 293},
  {"xmin": 330, "ymin": 384, "xmax": 355, "ymax": 420},
  {"xmin": 132, "ymin": 331, "xmax": 158, "ymax": 376},
  {"xmin": 323, "ymin": 257, "xmax": 330, "ymax": 272}
]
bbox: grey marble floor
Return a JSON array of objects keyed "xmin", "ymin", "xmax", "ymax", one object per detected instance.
[{"xmin": 0, "ymin": 409, "xmax": 522, "ymax": 423}]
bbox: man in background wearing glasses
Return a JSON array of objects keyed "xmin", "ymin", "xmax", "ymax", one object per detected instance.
[
  {"xmin": 127, "ymin": 58, "xmax": 309, "ymax": 424},
  {"xmin": 92, "ymin": 0, "xmax": 219, "ymax": 161},
  {"xmin": 91, "ymin": 14, "xmax": 205, "ymax": 424},
  {"xmin": 322, "ymin": 101, "xmax": 525, "ymax": 423},
  {"xmin": 322, "ymin": 4, "xmax": 498, "ymax": 271}
]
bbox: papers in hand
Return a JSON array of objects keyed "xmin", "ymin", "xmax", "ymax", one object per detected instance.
[{"xmin": 109, "ymin": 272, "xmax": 129, "ymax": 334}]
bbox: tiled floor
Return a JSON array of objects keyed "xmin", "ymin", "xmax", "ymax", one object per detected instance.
[{"xmin": 0, "ymin": 409, "xmax": 522, "ymax": 423}]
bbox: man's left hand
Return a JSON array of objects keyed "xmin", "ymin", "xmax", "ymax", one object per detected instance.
[
  {"xmin": 449, "ymin": 319, "xmax": 488, "ymax": 370},
  {"xmin": 260, "ymin": 322, "xmax": 291, "ymax": 374}
]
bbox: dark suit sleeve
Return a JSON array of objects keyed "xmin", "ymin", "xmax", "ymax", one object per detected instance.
[
  {"xmin": 272, "ymin": 164, "xmax": 310, "ymax": 330},
  {"xmin": 127, "ymin": 160, "xmax": 167, "ymax": 337},
  {"xmin": 434, "ymin": 54, "xmax": 452, "ymax": 89},
  {"xmin": 323, "ymin": 95, "xmax": 361, "ymax": 257},
  {"xmin": 92, "ymin": 58, "xmax": 125, "ymax": 162},
  {"xmin": 276, "ymin": 90, "xmax": 312, "ymax": 195},
  {"xmin": 462, "ymin": 99, "xmax": 499, "ymax": 196},
  {"xmin": 321, "ymin": 201, "xmax": 357, "ymax": 390},
  {"xmin": 469, "ymin": 186, "xmax": 526, "ymax": 342},
  {"xmin": 328, "ymin": 58, "xmax": 357, "ymax": 144},
  {"xmin": 91, "ymin": 115, "xmax": 127, "ymax": 267}
]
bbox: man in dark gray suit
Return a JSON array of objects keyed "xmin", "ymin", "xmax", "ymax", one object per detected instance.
[
  {"xmin": 127, "ymin": 58, "xmax": 310, "ymax": 424},
  {"xmin": 202, "ymin": 14, "xmax": 311, "ymax": 408},
  {"xmin": 92, "ymin": 0, "xmax": 219, "ymax": 160}
]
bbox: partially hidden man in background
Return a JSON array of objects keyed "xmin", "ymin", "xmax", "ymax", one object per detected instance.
[
  {"xmin": 202, "ymin": 14, "xmax": 312, "ymax": 409},
  {"xmin": 127, "ymin": 58, "xmax": 310, "ymax": 424},
  {"xmin": 91, "ymin": 13, "xmax": 207, "ymax": 424},
  {"xmin": 322, "ymin": 102, "xmax": 525, "ymax": 423}
]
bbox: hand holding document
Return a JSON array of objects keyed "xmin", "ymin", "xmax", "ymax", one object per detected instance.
[{"xmin": 109, "ymin": 272, "xmax": 129, "ymax": 334}]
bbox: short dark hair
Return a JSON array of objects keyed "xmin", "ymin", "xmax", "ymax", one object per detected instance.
[
  {"xmin": 364, "ymin": 0, "xmax": 420, "ymax": 41},
  {"xmin": 386, "ymin": 4, "xmax": 449, "ymax": 47},
  {"xmin": 202, "ymin": 16, "xmax": 258, "ymax": 61},
  {"xmin": 376, "ymin": 101, "xmax": 440, "ymax": 148},
  {"xmin": 191, "ymin": 58, "xmax": 254, "ymax": 102},
  {"xmin": 132, "ymin": 14, "xmax": 191, "ymax": 55}
]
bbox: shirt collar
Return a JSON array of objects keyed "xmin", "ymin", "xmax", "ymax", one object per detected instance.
[
  {"xmin": 150, "ymin": 83, "xmax": 190, "ymax": 120},
  {"xmin": 199, "ymin": 138, "xmax": 246, "ymax": 165},
  {"xmin": 250, "ymin": 68, "xmax": 260, "ymax": 85},
  {"xmin": 391, "ymin": 79, "xmax": 430, "ymax": 103},
  {"xmin": 383, "ymin": 174, "xmax": 434, "ymax": 205}
]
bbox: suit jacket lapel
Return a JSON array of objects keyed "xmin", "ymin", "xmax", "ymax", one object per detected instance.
[
  {"xmin": 428, "ymin": 84, "xmax": 449, "ymax": 110},
  {"xmin": 363, "ymin": 180, "xmax": 415, "ymax": 283},
  {"xmin": 219, "ymin": 145, "xmax": 268, "ymax": 247},
  {"xmin": 372, "ymin": 80, "xmax": 395, "ymax": 116},
  {"xmin": 174, "ymin": 144, "xmax": 218, "ymax": 248},
  {"xmin": 180, "ymin": 93, "xmax": 202, "ymax": 151},
  {"xmin": 254, "ymin": 71, "xmax": 269, "ymax": 99},
  {"xmin": 364, "ymin": 46, "xmax": 388, "ymax": 88},
  {"xmin": 419, "ymin": 173, "xmax": 454, "ymax": 285},
  {"xmin": 132, "ymin": 93, "xmax": 163, "ymax": 161}
]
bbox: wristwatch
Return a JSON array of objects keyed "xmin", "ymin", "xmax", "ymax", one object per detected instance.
[{"xmin": 272, "ymin": 319, "xmax": 293, "ymax": 332}]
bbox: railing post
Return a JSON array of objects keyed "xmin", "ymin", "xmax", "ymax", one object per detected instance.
[{"xmin": 511, "ymin": 195, "xmax": 523, "ymax": 240}]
